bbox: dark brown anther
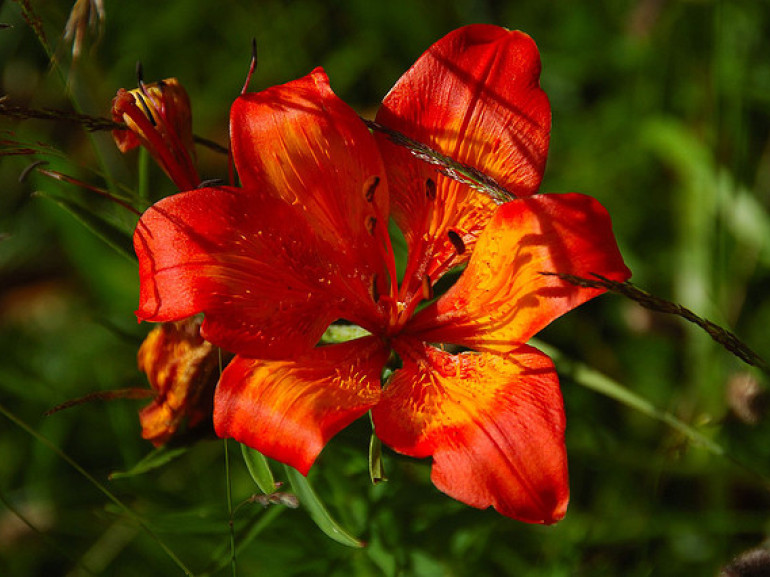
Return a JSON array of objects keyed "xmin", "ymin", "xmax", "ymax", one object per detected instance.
[
  {"xmin": 364, "ymin": 176, "xmax": 380, "ymax": 203},
  {"xmin": 421, "ymin": 274, "xmax": 433, "ymax": 300},
  {"xmin": 448, "ymin": 230, "xmax": 466, "ymax": 255},
  {"xmin": 366, "ymin": 216, "xmax": 377, "ymax": 235},
  {"xmin": 425, "ymin": 178, "xmax": 437, "ymax": 200}
]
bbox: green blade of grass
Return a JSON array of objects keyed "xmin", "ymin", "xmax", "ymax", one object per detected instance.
[
  {"xmin": 284, "ymin": 465, "xmax": 364, "ymax": 548},
  {"xmin": 35, "ymin": 191, "xmax": 136, "ymax": 262},
  {"xmin": 109, "ymin": 446, "xmax": 189, "ymax": 480}
]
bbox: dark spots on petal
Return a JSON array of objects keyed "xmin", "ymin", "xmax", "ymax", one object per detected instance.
[
  {"xmin": 366, "ymin": 216, "xmax": 377, "ymax": 235},
  {"xmin": 425, "ymin": 178, "xmax": 437, "ymax": 200},
  {"xmin": 364, "ymin": 175, "xmax": 380, "ymax": 203},
  {"xmin": 448, "ymin": 230, "xmax": 466, "ymax": 255}
]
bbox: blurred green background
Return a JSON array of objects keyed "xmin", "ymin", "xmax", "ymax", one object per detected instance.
[{"xmin": 2, "ymin": 0, "xmax": 770, "ymax": 575}]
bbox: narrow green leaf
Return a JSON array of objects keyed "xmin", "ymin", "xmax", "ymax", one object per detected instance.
[
  {"xmin": 368, "ymin": 415, "xmax": 387, "ymax": 484},
  {"xmin": 284, "ymin": 465, "xmax": 365, "ymax": 548},
  {"xmin": 109, "ymin": 446, "xmax": 189, "ymax": 480},
  {"xmin": 36, "ymin": 191, "xmax": 136, "ymax": 261},
  {"xmin": 533, "ymin": 339, "xmax": 725, "ymax": 456},
  {"xmin": 241, "ymin": 444, "xmax": 277, "ymax": 494}
]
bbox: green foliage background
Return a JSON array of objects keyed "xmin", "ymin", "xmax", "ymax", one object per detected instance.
[{"xmin": 2, "ymin": 0, "xmax": 770, "ymax": 575}]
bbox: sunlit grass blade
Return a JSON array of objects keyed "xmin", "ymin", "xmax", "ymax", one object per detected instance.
[
  {"xmin": 284, "ymin": 465, "xmax": 364, "ymax": 548},
  {"xmin": 35, "ymin": 191, "xmax": 136, "ymax": 261},
  {"xmin": 241, "ymin": 444, "xmax": 277, "ymax": 494},
  {"xmin": 109, "ymin": 446, "xmax": 189, "ymax": 480}
]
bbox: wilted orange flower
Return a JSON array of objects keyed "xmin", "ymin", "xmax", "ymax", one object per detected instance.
[{"xmin": 138, "ymin": 318, "xmax": 224, "ymax": 446}]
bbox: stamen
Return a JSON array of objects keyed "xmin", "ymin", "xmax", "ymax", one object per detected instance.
[
  {"xmin": 364, "ymin": 175, "xmax": 379, "ymax": 203},
  {"xmin": 241, "ymin": 38, "xmax": 258, "ymax": 95},
  {"xmin": 136, "ymin": 61, "xmax": 144, "ymax": 87},
  {"xmin": 421, "ymin": 274, "xmax": 433, "ymax": 300},
  {"xmin": 19, "ymin": 160, "xmax": 48, "ymax": 183},
  {"xmin": 135, "ymin": 92, "xmax": 157, "ymax": 126},
  {"xmin": 448, "ymin": 230, "xmax": 466, "ymax": 255}
]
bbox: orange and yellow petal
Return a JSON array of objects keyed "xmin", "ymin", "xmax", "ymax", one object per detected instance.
[
  {"xmin": 406, "ymin": 193, "xmax": 631, "ymax": 352},
  {"xmin": 214, "ymin": 337, "xmax": 389, "ymax": 475},
  {"xmin": 230, "ymin": 68, "xmax": 393, "ymax": 296},
  {"xmin": 375, "ymin": 25, "xmax": 551, "ymax": 290},
  {"xmin": 372, "ymin": 340, "xmax": 568, "ymax": 524}
]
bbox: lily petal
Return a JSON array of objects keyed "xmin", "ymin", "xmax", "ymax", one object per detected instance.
[
  {"xmin": 372, "ymin": 340, "xmax": 568, "ymax": 523},
  {"xmin": 134, "ymin": 184, "xmax": 383, "ymax": 358},
  {"xmin": 231, "ymin": 67, "xmax": 391, "ymax": 273},
  {"xmin": 214, "ymin": 337, "xmax": 389, "ymax": 475},
  {"xmin": 405, "ymin": 193, "xmax": 631, "ymax": 352},
  {"xmin": 375, "ymin": 25, "xmax": 550, "ymax": 291}
]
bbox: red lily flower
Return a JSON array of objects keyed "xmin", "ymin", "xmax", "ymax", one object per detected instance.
[{"xmin": 133, "ymin": 25, "xmax": 630, "ymax": 524}]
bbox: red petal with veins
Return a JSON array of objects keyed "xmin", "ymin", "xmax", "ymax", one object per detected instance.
[
  {"xmin": 373, "ymin": 340, "xmax": 568, "ymax": 523},
  {"xmin": 406, "ymin": 193, "xmax": 631, "ymax": 352},
  {"xmin": 375, "ymin": 25, "xmax": 551, "ymax": 290},
  {"xmin": 215, "ymin": 337, "xmax": 389, "ymax": 475},
  {"xmin": 135, "ymin": 185, "xmax": 385, "ymax": 358},
  {"xmin": 231, "ymin": 68, "xmax": 391, "ymax": 276}
]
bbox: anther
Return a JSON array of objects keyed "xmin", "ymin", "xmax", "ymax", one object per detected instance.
[
  {"xmin": 364, "ymin": 175, "xmax": 380, "ymax": 203},
  {"xmin": 366, "ymin": 216, "xmax": 377, "ymax": 235},
  {"xmin": 448, "ymin": 230, "xmax": 466, "ymax": 255},
  {"xmin": 425, "ymin": 178, "xmax": 437, "ymax": 200},
  {"xmin": 135, "ymin": 92, "xmax": 157, "ymax": 126},
  {"xmin": 421, "ymin": 274, "xmax": 433, "ymax": 301}
]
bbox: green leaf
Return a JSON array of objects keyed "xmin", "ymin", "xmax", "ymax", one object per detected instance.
[
  {"xmin": 241, "ymin": 444, "xmax": 277, "ymax": 494},
  {"xmin": 109, "ymin": 446, "xmax": 189, "ymax": 480},
  {"xmin": 35, "ymin": 191, "xmax": 136, "ymax": 262},
  {"xmin": 284, "ymin": 465, "xmax": 365, "ymax": 548},
  {"xmin": 368, "ymin": 420, "xmax": 387, "ymax": 485}
]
